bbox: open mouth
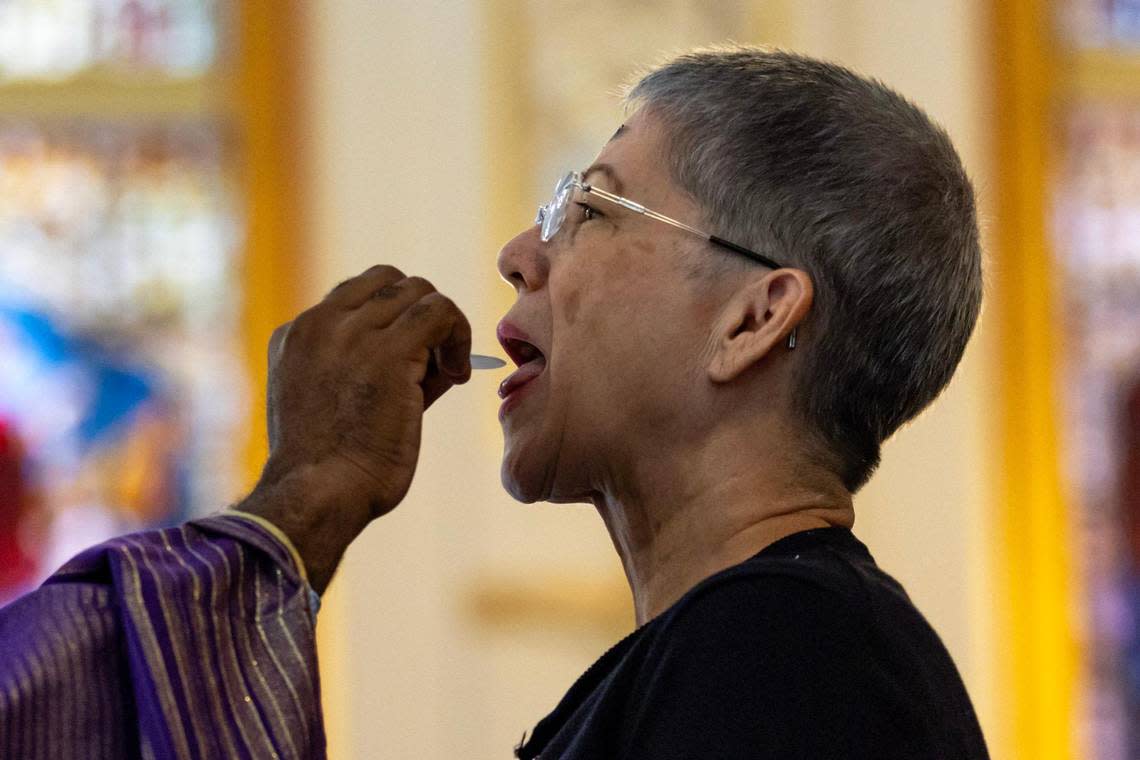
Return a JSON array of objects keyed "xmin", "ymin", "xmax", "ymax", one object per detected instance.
[{"xmin": 498, "ymin": 336, "xmax": 547, "ymax": 400}]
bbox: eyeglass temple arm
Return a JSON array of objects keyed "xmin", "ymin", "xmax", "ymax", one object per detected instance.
[
  {"xmin": 583, "ymin": 183, "xmax": 797, "ymax": 348},
  {"xmin": 583, "ymin": 185, "xmax": 785, "ymax": 271}
]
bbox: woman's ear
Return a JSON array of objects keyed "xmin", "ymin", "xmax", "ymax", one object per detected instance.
[{"xmin": 707, "ymin": 268, "xmax": 812, "ymax": 384}]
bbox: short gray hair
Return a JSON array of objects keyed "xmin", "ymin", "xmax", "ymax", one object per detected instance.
[{"xmin": 626, "ymin": 47, "xmax": 982, "ymax": 491}]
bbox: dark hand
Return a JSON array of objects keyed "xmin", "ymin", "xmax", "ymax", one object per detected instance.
[{"xmin": 236, "ymin": 265, "xmax": 472, "ymax": 592}]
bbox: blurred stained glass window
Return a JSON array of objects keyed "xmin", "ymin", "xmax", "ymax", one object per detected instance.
[
  {"xmin": 0, "ymin": 0, "xmax": 244, "ymax": 605},
  {"xmin": 1060, "ymin": 0, "xmax": 1140, "ymax": 48},
  {"xmin": 1054, "ymin": 102, "xmax": 1140, "ymax": 760},
  {"xmin": 0, "ymin": 0, "xmax": 218, "ymax": 80}
]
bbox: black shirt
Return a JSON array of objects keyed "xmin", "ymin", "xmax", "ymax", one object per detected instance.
[{"xmin": 515, "ymin": 527, "xmax": 990, "ymax": 760}]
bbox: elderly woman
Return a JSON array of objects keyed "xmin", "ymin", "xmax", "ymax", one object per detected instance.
[{"xmin": 0, "ymin": 48, "xmax": 987, "ymax": 759}]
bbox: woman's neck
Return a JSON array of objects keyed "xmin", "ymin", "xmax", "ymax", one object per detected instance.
[{"xmin": 591, "ymin": 430, "xmax": 854, "ymax": 626}]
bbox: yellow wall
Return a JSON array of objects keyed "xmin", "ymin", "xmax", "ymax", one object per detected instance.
[{"xmin": 299, "ymin": 2, "xmax": 1001, "ymax": 758}]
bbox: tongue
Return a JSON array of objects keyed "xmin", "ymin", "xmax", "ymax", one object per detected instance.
[{"xmin": 498, "ymin": 359, "xmax": 545, "ymax": 398}]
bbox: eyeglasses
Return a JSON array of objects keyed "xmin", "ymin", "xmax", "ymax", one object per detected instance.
[{"xmin": 535, "ymin": 171, "xmax": 797, "ymax": 349}]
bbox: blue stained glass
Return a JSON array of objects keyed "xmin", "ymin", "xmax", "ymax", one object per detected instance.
[{"xmin": 0, "ymin": 119, "xmax": 245, "ymax": 602}]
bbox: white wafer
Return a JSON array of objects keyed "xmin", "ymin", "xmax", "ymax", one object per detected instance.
[{"xmin": 470, "ymin": 353, "xmax": 507, "ymax": 370}]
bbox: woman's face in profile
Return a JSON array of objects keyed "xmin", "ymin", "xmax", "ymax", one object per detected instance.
[{"xmin": 495, "ymin": 109, "xmax": 728, "ymax": 506}]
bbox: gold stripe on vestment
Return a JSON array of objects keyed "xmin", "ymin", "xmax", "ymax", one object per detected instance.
[
  {"xmin": 234, "ymin": 539, "xmax": 294, "ymax": 758},
  {"xmin": 179, "ymin": 528, "xmax": 264, "ymax": 755},
  {"xmin": 167, "ymin": 527, "xmax": 246, "ymax": 757},
  {"xmin": 254, "ymin": 568, "xmax": 310, "ymax": 744},
  {"xmin": 199, "ymin": 537, "xmax": 279, "ymax": 756},
  {"xmin": 119, "ymin": 539, "xmax": 194, "ymax": 758}
]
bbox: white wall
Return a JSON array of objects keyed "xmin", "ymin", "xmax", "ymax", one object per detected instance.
[{"xmin": 302, "ymin": 1, "xmax": 998, "ymax": 757}]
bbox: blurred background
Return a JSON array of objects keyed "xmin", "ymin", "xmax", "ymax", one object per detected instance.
[{"xmin": 0, "ymin": 0, "xmax": 1136, "ymax": 758}]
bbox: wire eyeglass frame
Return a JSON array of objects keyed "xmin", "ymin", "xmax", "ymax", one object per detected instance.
[{"xmin": 534, "ymin": 171, "xmax": 797, "ymax": 349}]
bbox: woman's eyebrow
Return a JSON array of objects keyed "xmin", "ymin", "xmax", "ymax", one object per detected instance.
[{"xmin": 581, "ymin": 163, "xmax": 624, "ymax": 194}]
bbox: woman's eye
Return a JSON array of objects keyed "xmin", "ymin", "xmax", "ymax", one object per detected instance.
[{"xmin": 576, "ymin": 202, "xmax": 601, "ymax": 222}]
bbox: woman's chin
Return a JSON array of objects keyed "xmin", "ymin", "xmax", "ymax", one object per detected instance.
[
  {"xmin": 500, "ymin": 472, "xmax": 541, "ymax": 504},
  {"xmin": 499, "ymin": 453, "xmax": 544, "ymax": 504}
]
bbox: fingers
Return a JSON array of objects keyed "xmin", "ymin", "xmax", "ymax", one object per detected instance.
[
  {"xmin": 388, "ymin": 291, "xmax": 472, "ymax": 383},
  {"xmin": 314, "ymin": 268, "xmax": 473, "ymax": 396},
  {"xmin": 323, "ymin": 265, "xmax": 408, "ymax": 310},
  {"xmin": 436, "ymin": 304, "xmax": 473, "ymax": 382},
  {"xmin": 349, "ymin": 276, "xmax": 439, "ymax": 330},
  {"xmin": 421, "ymin": 358, "xmax": 456, "ymax": 410}
]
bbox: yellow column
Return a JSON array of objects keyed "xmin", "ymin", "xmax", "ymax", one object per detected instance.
[
  {"xmin": 232, "ymin": 2, "xmax": 348, "ymax": 757},
  {"xmin": 990, "ymin": 1, "xmax": 1079, "ymax": 757},
  {"xmin": 233, "ymin": 0, "xmax": 309, "ymax": 487}
]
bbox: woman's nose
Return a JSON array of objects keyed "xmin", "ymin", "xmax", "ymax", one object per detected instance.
[{"xmin": 496, "ymin": 225, "xmax": 549, "ymax": 293}]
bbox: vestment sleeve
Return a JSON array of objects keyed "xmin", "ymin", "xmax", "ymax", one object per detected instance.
[
  {"xmin": 0, "ymin": 513, "xmax": 326, "ymax": 759},
  {"xmin": 617, "ymin": 576, "xmax": 892, "ymax": 760}
]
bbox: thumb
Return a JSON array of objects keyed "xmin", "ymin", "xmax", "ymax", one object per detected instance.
[{"xmin": 422, "ymin": 351, "xmax": 458, "ymax": 410}]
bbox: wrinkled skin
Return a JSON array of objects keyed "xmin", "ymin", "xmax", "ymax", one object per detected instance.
[
  {"xmin": 495, "ymin": 109, "xmax": 849, "ymax": 623},
  {"xmin": 236, "ymin": 265, "xmax": 471, "ymax": 592}
]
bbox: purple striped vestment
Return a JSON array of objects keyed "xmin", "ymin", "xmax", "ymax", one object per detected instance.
[{"xmin": 0, "ymin": 513, "xmax": 325, "ymax": 759}]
